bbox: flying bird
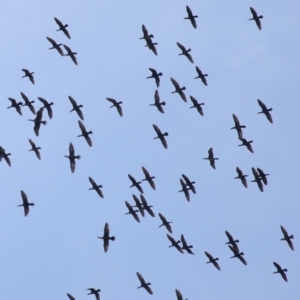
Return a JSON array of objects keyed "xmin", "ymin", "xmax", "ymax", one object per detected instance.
[
  {"xmin": 98, "ymin": 223, "xmax": 115, "ymax": 252},
  {"xmin": 54, "ymin": 17, "xmax": 71, "ymax": 39},
  {"xmin": 153, "ymin": 124, "xmax": 168, "ymax": 149},
  {"xmin": 38, "ymin": 97, "xmax": 54, "ymax": 119},
  {"xmin": 0, "ymin": 146, "xmax": 11, "ymax": 167},
  {"xmin": 46, "ymin": 37, "xmax": 64, "ymax": 56},
  {"xmin": 251, "ymin": 167, "xmax": 264, "ymax": 192},
  {"xmin": 229, "ymin": 244, "xmax": 247, "ymax": 265},
  {"xmin": 167, "ymin": 234, "xmax": 184, "ymax": 254},
  {"xmin": 170, "ymin": 77, "xmax": 187, "ymax": 102},
  {"xmin": 68, "ymin": 96, "xmax": 84, "ymax": 120},
  {"xmin": 18, "ymin": 190, "xmax": 34, "ymax": 217},
  {"xmin": 158, "ymin": 213, "xmax": 172, "ymax": 233},
  {"xmin": 150, "ymin": 90, "xmax": 165, "ymax": 114},
  {"xmin": 179, "ymin": 178, "xmax": 190, "ymax": 202},
  {"xmin": 273, "ymin": 262, "xmax": 288, "ymax": 282},
  {"xmin": 234, "ymin": 167, "xmax": 248, "ymax": 188},
  {"xmin": 205, "ymin": 251, "xmax": 221, "ymax": 270},
  {"xmin": 184, "ymin": 5, "xmax": 198, "ymax": 28},
  {"xmin": 231, "ymin": 114, "xmax": 245, "ymax": 138},
  {"xmin": 140, "ymin": 194, "xmax": 155, "ymax": 217},
  {"xmin": 238, "ymin": 137, "xmax": 254, "ymax": 153},
  {"xmin": 132, "ymin": 194, "xmax": 145, "ymax": 217},
  {"xmin": 88, "ymin": 177, "xmax": 104, "ymax": 198},
  {"xmin": 257, "ymin": 168, "xmax": 269, "ymax": 185},
  {"xmin": 106, "ymin": 98, "xmax": 123, "ymax": 117},
  {"xmin": 77, "ymin": 120, "xmax": 93, "ymax": 147},
  {"xmin": 64, "ymin": 143, "xmax": 80, "ymax": 173},
  {"xmin": 140, "ymin": 25, "xmax": 154, "ymax": 41},
  {"xmin": 136, "ymin": 272, "xmax": 153, "ymax": 295},
  {"xmin": 63, "ymin": 45, "xmax": 77, "ymax": 65},
  {"xmin": 21, "ymin": 92, "xmax": 36, "ymax": 115},
  {"xmin": 257, "ymin": 99, "xmax": 273, "ymax": 123},
  {"xmin": 28, "ymin": 139, "xmax": 41, "ymax": 160},
  {"xmin": 225, "ymin": 230, "xmax": 239, "ymax": 248},
  {"xmin": 147, "ymin": 68, "xmax": 162, "ymax": 87},
  {"xmin": 141, "ymin": 166, "xmax": 156, "ymax": 190},
  {"xmin": 249, "ymin": 7, "xmax": 263, "ymax": 30},
  {"xmin": 128, "ymin": 174, "xmax": 143, "ymax": 194},
  {"xmin": 195, "ymin": 66, "xmax": 208, "ymax": 86},
  {"xmin": 280, "ymin": 226, "xmax": 294, "ymax": 251},
  {"xmin": 22, "ymin": 69, "xmax": 34, "ymax": 84},
  {"xmin": 189, "ymin": 96, "xmax": 204, "ymax": 116},
  {"xmin": 182, "ymin": 174, "xmax": 196, "ymax": 194},
  {"xmin": 7, "ymin": 98, "xmax": 23, "ymax": 116},
  {"xmin": 176, "ymin": 42, "xmax": 194, "ymax": 63},
  {"xmin": 86, "ymin": 288, "xmax": 101, "ymax": 300},
  {"xmin": 204, "ymin": 147, "xmax": 218, "ymax": 169},
  {"xmin": 125, "ymin": 201, "xmax": 140, "ymax": 223},
  {"xmin": 28, "ymin": 108, "xmax": 47, "ymax": 136},
  {"xmin": 181, "ymin": 234, "xmax": 194, "ymax": 254}
]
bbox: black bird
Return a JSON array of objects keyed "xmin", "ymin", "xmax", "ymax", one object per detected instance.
[
  {"xmin": 234, "ymin": 167, "xmax": 248, "ymax": 188},
  {"xmin": 28, "ymin": 139, "xmax": 41, "ymax": 160},
  {"xmin": 28, "ymin": 108, "xmax": 47, "ymax": 136},
  {"xmin": 280, "ymin": 226, "xmax": 294, "ymax": 251},
  {"xmin": 66, "ymin": 293, "xmax": 75, "ymax": 300},
  {"xmin": 153, "ymin": 124, "xmax": 168, "ymax": 149},
  {"xmin": 141, "ymin": 166, "xmax": 156, "ymax": 190},
  {"xmin": 0, "ymin": 146, "xmax": 11, "ymax": 167},
  {"xmin": 238, "ymin": 137, "xmax": 254, "ymax": 153},
  {"xmin": 106, "ymin": 98, "xmax": 123, "ymax": 117},
  {"xmin": 77, "ymin": 120, "xmax": 92, "ymax": 147},
  {"xmin": 251, "ymin": 167, "xmax": 264, "ymax": 192},
  {"xmin": 128, "ymin": 174, "xmax": 143, "ymax": 194},
  {"xmin": 257, "ymin": 168, "xmax": 269, "ymax": 185},
  {"xmin": 181, "ymin": 234, "xmax": 194, "ymax": 254},
  {"xmin": 205, "ymin": 251, "xmax": 221, "ymax": 270},
  {"xmin": 176, "ymin": 42, "xmax": 194, "ymax": 63},
  {"xmin": 150, "ymin": 90, "xmax": 165, "ymax": 114},
  {"xmin": 132, "ymin": 194, "xmax": 145, "ymax": 217},
  {"xmin": 225, "ymin": 230, "xmax": 239, "ymax": 248},
  {"xmin": 86, "ymin": 288, "xmax": 101, "ymax": 300},
  {"xmin": 140, "ymin": 194, "xmax": 155, "ymax": 217},
  {"xmin": 125, "ymin": 201, "xmax": 140, "ymax": 223},
  {"xmin": 98, "ymin": 223, "xmax": 115, "ymax": 252},
  {"xmin": 257, "ymin": 99, "xmax": 273, "ymax": 123},
  {"xmin": 229, "ymin": 244, "xmax": 247, "ymax": 265},
  {"xmin": 136, "ymin": 272, "xmax": 153, "ymax": 295},
  {"xmin": 184, "ymin": 5, "xmax": 197, "ymax": 28},
  {"xmin": 249, "ymin": 7, "xmax": 263, "ymax": 30},
  {"xmin": 63, "ymin": 45, "xmax": 77, "ymax": 65},
  {"xmin": 147, "ymin": 68, "xmax": 162, "ymax": 87},
  {"xmin": 46, "ymin": 37, "xmax": 64, "ymax": 56},
  {"xmin": 231, "ymin": 114, "xmax": 245, "ymax": 138},
  {"xmin": 22, "ymin": 69, "xmax": 34, "ymax": 84},
  {"xmin": 195, "ymin": 66, "xmax": 208, "ymax": 86},
  {"xmin": 182, "ymin": 174, "xmax": 196, "ymax": 194},
  {"xmin": 158, "ymin": 213, "xmax": 172, "ymax": 233},
  {"xmin": 21, "ymin": 92, "xmax": 36, "ymax": 115},
  {"xmin": 273, "ymin": 262, "xmax": 288, "ymax": 282},
  {"xmin": 175, "ymin": 289, "xmax": 188, "ymax": 300},
  {"xmin": 88, "ymin": 177, "xmax": 104, "ymax": 198},
  {"xmin": 7, "ymin": 98, "xmax": 23, "ymax": 116},
  {"xmin": 64, "ymin": 142, "xmax": 80, "ymax": 173},
  {"xmin": 38, "ymin": 97, "xmax": 53, "ymax": 119},
  {"xmin": 179, "ymin": 178, "xmax": 190, "ymax": 202},
  {"xmin": 189, "ymin": 96, "xmax": 204, "ymax": 116},
  {"xmin": 204, "ymin": 147, "xmax": 218, "ymax": 169},
  {"xmin": 68, "ymin": 96, "xmax": 84, "ymax": 120},
  {"xmin": 167, "ymin": 234, "xmax": 184, "ymax": 254},
  {"xmin": 54, "ymin": 17, "xmax": 71, "ymax": 39},
  {"xmin": 18, "ymin": 190, "xmax": 34, "ymax": 217},
  {"xmin": 170, "ymin": 77, "xmax": 187, "ymax": 102}
]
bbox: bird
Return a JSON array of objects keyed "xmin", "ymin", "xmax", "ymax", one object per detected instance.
[
  {"xmin": 182, "ymin": 174, "xmax": 196, "ymax": 194},
  {"xmin": 176, "ymin": 42, "xmax": 194, "ymax": 63},
  {"xmin": 249, "ymin": 7, "xmax": 263, "ymax": 30},
  {"xmin": 63, "ymin": 45, "xmax": 77, "ymax": 65},
  {"xmin": 136, "ymin": 272, "xmax": 153, "ymax": 295},
  {"xmin": 68, "ymin": 96, "xmax": 84, "ymax": 120},
  {"xmin": 64, "ymin": 143, "xmax": 80, "ymax": 173},
  {"xmin": 140, "ymin": 194, "xmax": 155, "ymax": 217},
  {"xmin": 7, "ymin": 98, "xmax": 23, "ymax": 116},
  {"xmin": 132, "ymin": 194, "xmax": 145, "ymax": 217},
  {"xmin": 88, "ymin": 177, "xmax": 104, "ymax": 198},
  {"xmin": 21, "ymin": 92, "xmax": 36, "ymax": 115},
  {"xmin": 228, "ymin": 244, "xmax": 247, "ymax": 265},
  {"xmin": 128, "ymin": 174, "xmax": 143, "ymax": 194},
  {"xmin": 77, "ymin": 120, "xmax": 93, "ymax": 147},
  {"xmin": 273, "ymin": 262, "xmax": 288, "ymax": 282},
  {"xmin": 231, "ymin": 114, "xmax": 245, "ymax": 138},
  {"xmin": 28, "ymin": 139, "xmax": 41, "ymax": 160},
  {"xmin": 147, "ymin": 68, "xmax": 162, "ymax": 87},
  {"xmin": 141, "ymin": 166, "xmax": 156, "ymax": 190},
  {"xmin": 18, "ymin": 190, "xmax": 34, "ymax": 217},
  {"xmin": 257, "ymin": 168, "xmax": 269, "ymax": 185},
  {"xmin": 0, "ymin": 146, "xmax": 11, "ymax": 167},
  {"xmin": 179, "ymin": 178, "xmax": 190, "ymax": 201},
  {"xmin": 153, "ymin": 124, "xmax": 168, "ymax": 149},
  {"xmin": 28, "ymin": 108, "xmax": 47, "ymax": 136},
  {"xmin": 66, "ymin": 293, "xmax": 75, "ymax": 300},
  {"xmin": 238, "ymin": 137, "xmax": 254, "ymax": 153},
  {"xmin": 158, "ymin": 213, "xmax": 172, "ymax": 233},
  {"xmin": 140, "ymin": 24, "xmax": 154, "ymax": 41},
  {"xmin": 125, "ymin": 201, "xmax": 140, "ymax": 223},
  {"xmin": 170, "ymin": 77, "xmax": 187, "ymax": 102},
  {"xmin": 22, "ymin": 69, "xmax": 34, "ymax": 84},
  {"xmin": 251, "ymin": 167, "xmax": 264, "ymax": 192},
  {"xmin": 225, "ymin": 230, "xmax": 239, "ymax": 248},
  {"xmin": 205, "ymin": 251, "xmax": 221, "ymax": 270},
  {"xmin": 86, "ymin": 288, "xmax": 101, "ymax": 300},
  {"xmin": 37, "ymin": 97, "xmax": 53, "ymax": 119},
  {"xmin": 98, "ymin": 223, "xmax": 115, "ymax": 252},
  {"xmin": 184, "ymin": 5, "xmax": 198, "ymax": 28},
  {"xmin": 150, "ymin": 90, "xmax": 165, "ymax": 114},
  {"xmin": 46, "ymin": 37, "xmax": 64, "ymax": 56},
  {"xmin": 234, "ymin": 167, "xmax": 248, "ymax": 188},
  {"xmin": 167, "ymin": 234, "xmax": 184, "ymax": 254},
  {"xmin": 181, "ymin": 234, "xmax": 194, "ymax": 254},
  {"xmin": 175, "ymin": 288, "xmax": 188, "ymax": 300},
  {"xmin": 54, "ymin": 17, "xmax": 71, "ymax": 39},
  {"xmin": 189, "ymin": 96, "xmax": 204, "ymax": 116},
  {"xmin": 280, "ymin": 226, "xmax": 294, "ymax": 251},
  {"xmin": 194, "ymin": 66, "xmax": 208, "ymax": 86},
  {"xmin": 106, "ymin": 98, "xmax": 123, "ymax": 117},
  {"xmin": 204, "ymin": 147, "xmax": 218, "ymax": 169},
  {"xmin": 257, "ymin": 99, "xmax": 273, "ymax": 123}
]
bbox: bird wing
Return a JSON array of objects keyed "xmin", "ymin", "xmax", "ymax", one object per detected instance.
[
  {"xmin": 160, "ymin": 135, "xmax": 168, "ymax": 149},
  {"xmin": 247, "ymin": 143, "xmax": 254, "ymax": 153},
  {"xmin": 176, "ymin": 289, "xmax": 183, "ymax": 300},
  {"xmin": 257, "ymin": 99, "xmax": 266, "ymax": 110},
  {"xmin": 167, "ymin": 234, "xmax": 176, "ymax": 244},
  {"xmin": 257, "ymin": 168, "xmax": 268, "ymax": 185},
  {"xmin": 21, "ymin": 190, "xmax": 28, "ymax": 205},
  {"xmin": 201, "ymin": 76, "xmax": 207, "ymax": 86},
  {"xmin": 62, "ymin": 27, "xmax": 71, "ymax": 39},
  {"xmin": 232, "ymin": 114, "xmax": 240, "ymax": 126},
  {"xmin": 265, "ymin": 111, "xmax": 273, "ymax": 123},
  {"xmin": 145, "ymin": 285, "xmax": 153, "ymax": 295},
  {"xmin": 185, "ymin": 52, "xmax": 194, "ymax": 63},
  {"xmin": 38, "ymin": 98, "xmax": 53, "ymax": 119},
  {"xmin": 225, "ymin": 230, "xmax": 234, "ymax": 242},
  {"xmin": 67, "ymin": 293, "xmax": 76, "ymax": 300},
  {"xmin": 152, "ymin": 124, "xmax": 161, "ymax": 135},
  {"xmin": 238, "ymin": 255, "xmax": 247, "ymax": 265},
  {"xmin": 208, "ymin": 147, "xmax": 214, "ymax": 158},
  {"xmin": 78, "ymin": 120, "xmax": 86, "ymax": 133},
  {"xmin": 136, "ymin": 272, "xmax": 145, "ymax": 284},
  {"xmin": 273, "ymin": 261, "xmax": 281, "ymax": 271},
  {"xmin": 179, "ymin": 90, "xmax": 187, "ymax": 102},
  {"xmin": 28, "ymin": 139, "xmax": 35, "ymax": 149},
  {"xmin": 154, "ymin": 90, "xmax": 160, "ymax": 104},
  {"xmin": 116, "ymin": 104, "xmax": 123, "ymax": 117},
  {"xmin": 176, "ymin": 42, "xmax": 186, "ymax": 52},
  {"xmin": 170, "ymin": 77, "xmax": 179, "ymax": 89},
  {"xmin": 142, "ymin": 166, "xmax": 150, "ymax": 178},
  {"xmin": 250, "ymin": 7, "xmax": 258, "ymax": 18},
  {"xmin": 280, "ymin": 225, "xmax": 288, "ymax": 237},
  {"xmin": 85, "ymin": 135, "xmax": 93, "ymax": 147},
  {"xmin": 104, "ymin": 223, "xmax": 109, "ymax": 237},
  {"xmin": 29, "ymin": 73, "xmax": 35, "ymax": 84},
  {"xmin": 69, "ymin": 96, "xmax": 77, "ymax": 107},
  {"xmin": 89, "ymin": 177, "xmax": 96, "ymax": 187},
  {"xmin": 70, "ymin": 53, "xmax": 77, "ymax": 65},
  {"xmin": 106, "ymin": 97, "xmax": 117, "ymax": 105},
  {"xmin": 54, "ymin": 17, "xmax": 63, "ymax": 27},
  {"xmin": 180, "ymin": 234, "xmax": 187, "ymax": 247},
  {"xmin": 69, "ymin": 143, "xmax": 75, "ymax": 155}
]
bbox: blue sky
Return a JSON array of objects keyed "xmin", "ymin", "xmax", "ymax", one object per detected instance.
[{"xmin": 0, "ymin": 1, "xmax": 299, "ymax": 299}]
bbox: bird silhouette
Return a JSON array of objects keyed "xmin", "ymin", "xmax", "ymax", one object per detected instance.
[
  {"xmin": 249, "ymin": 7, "xmax": 263, "ymax": 30},
  {"xmin": 195, "ymin": 66, "xmax": 208, "ymax": 86},
  {"xmin": 125, "ymin": 201, "xmax": 140, "ymax": 223},
  {"xmin": 18, "ymin": 190, "xmax": 34, "ymax": 217},
  {"xmin": 136, "ymin": 272, "xmax": 153, "ymax": 295},
  {"xmin": 229, "ymin": 244, "xmax": 247, "ymax": 265},
  {"xmin": 21, "ymin": 92, "xmax": 36, "ymax": 115},
  {"xmin": 251, "ymin": 167, "xmax": 264, "ymax": 192},
  {"xmin": 140, "ymin": 194, "xmax": 155, "ymax": 217},
  {"xmin": 68, "ymin": 96, "xmax": 84, "ymax": 120},
  {"xmin": 54, "ymin": 17, "xmax": 71, "ymax": 39},
  {"xmin": 7, "ymin": 98, "xmax": 23, "ymax": 116},
  {"xmin": 88, "ymin": 177, "xmax": 104, "ymax": 198},
  {"xmin": 167, "ymin": 234, "xmax": 183, "ymax": 254},
  {"xmin": 257, "ymin": 168, "xmax": 269, "ymax": 185},
  {"xmin": 179, "ymin": 178, "xmax": 190, "ymax": 202},
  {"xmin": 64, "ymin": 142, "xmax": 80, "ymax": 173},
  {"xmin": 86, "ymin": 288, "xmax": 101, "ymax": 300},
  {"xmin": 170, "ymin": 77, "xmax": 187, "ymax": 102},
  {"xmin": 147, "ymin": 68, "xmax": 162, "ymax": 87},
  {"xmin": 77, "ymin": 120, "xmax": 93, "ymax": 147},
  {"xmin": 28, "ymin": 139, "xmax": 41, "ymax": 160},
  {"xmin": 225, "ymin": 230, "xmax": 239, "ymax": 248},
  {"xmin": 257, "ymin": 99, "xmax": 273, "ymax": 123},
  {"xmin": 204, "ymin": 147, "xmax": 218, "ymax": 169},
  {"xmin": 234, "ymin": 167, "xmax": 248, "ymax": 188},
  {"xmin": 205, "ymin": 251, "xmax": 221, "ymax": 270},
  {"xmin": 106, "ymin": 98, "xmax": 123, "ymax": 117},
  {"xmin": 0, "ymin": 146, "xmax": 11, "ymax": 167},
  {"xmin": 66, "ymin": 293, "xmax": 75, "ymax": 300},
  {"xmin": 176, "ymin": 42, "xmax": 194, "ymax": 63},
  {"xmin": 150, "ymin": 90, "xmax": 165, "ymax": 114},
  {"xmin": 182, "ymin": 174, "xmax": 196, "ymax": 194},
  {"xmin": 28, "ymin": 108, "xmax": 47, "ymax": 136},
  {"xmin": 46, "ymin": 37, "xmax": 64, "ymax": 56},
  {"xmin": 98, "ymin": 223, "xmax": 115, "ymax": 252},
  {"xmin": 184, "ymin": 5, "xmax": 198, "ymax": 28},
  {"xmin": 141, "ymin": 166, "xmax": 156, "ymax": 190},
  {"xmin": 63, "ymin": 45, "xmax": 77, "ymax": 65},
  {"xmin": 181, "ymin": 234, "xmax": 194, "ymax": 254},
  {"xmin": 158, "ymin": 213, "xmax": 173, "ymax": 233},
  {"xmin": 238, "ymin": 137, "xmax": 254, "ymax": 153},
  {"xmin": 189, "ymin": 96, "xmax": 204, "ymax": 116},
  {"xmin": 153, "ymin": 124, "xmax": 168, "ymax": 149},
  {"xmin": 38, "ymin": 97, "xmax": 54, "ymax": 119},
  {"xmin": 231, "ymin": 114, "xmax": 245, "ymax": 138},
  {"xmin": 273, "ymin": 262, "xmax": 288, "ymax": 282},
  {"xmin": 22, "ymin": 69, "xmax": 34, "ymax": 84},
  {"xmin": 128, "ymin": 174, "xmax": 143, "ymax": 193},
  {"xmin": 132, "ymin": 194, "xmax": 145, "ymax": 217},
  {"xmin": 280, "ymin": 226, "xmax": 294, "ymax": 251}
]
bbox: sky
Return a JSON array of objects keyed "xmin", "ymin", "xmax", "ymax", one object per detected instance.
[{"xmin": 0, "ymin": 1, "xmax": 299, "ymax": 299}]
